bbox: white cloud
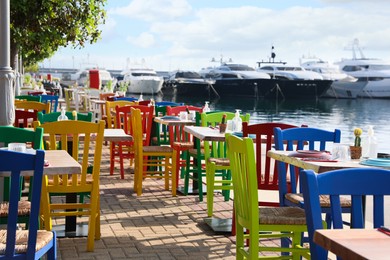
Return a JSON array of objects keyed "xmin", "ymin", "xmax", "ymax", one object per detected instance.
[
  {"xmin": 126, "ymin": 32, "xmax": 156, "ymax": 48},
  {"xmin": 112, "ymin": 0, "xmax": 192, "ymax": 22}
]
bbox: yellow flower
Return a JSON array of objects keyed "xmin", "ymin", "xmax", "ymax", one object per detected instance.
[{"xmin": 354, "ymin": 128, "xmax": 362, "ymax": 137}]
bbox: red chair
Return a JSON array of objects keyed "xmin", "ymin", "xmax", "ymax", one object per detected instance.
[
  {"xmin": 242, "ymin": 122, "xmax": 299, "ymax": 207},
  {"xmin": 113, "ymin": 105, "xmax": 154, "ymax": 179},
  {"xmin": 14, "ymin": 109, "xmax": 38, "ymax": 128},
  {"xmin": 166, "ymin": 105, "xmax": 203, "ymax": 186}
]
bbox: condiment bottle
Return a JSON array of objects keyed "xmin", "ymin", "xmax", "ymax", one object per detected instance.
[
  {"xmin": 203, "ymin": 101, "xmax": 210, "ymax": 113},
  {"xmin": 362, "ymin": 125, "xmax": 378, "ymax": 158},
  {"xmin": 58, "ymin": 107, "xmax": 68, "ymax": 121},
  {"xmin": 232, "ymin": 109, "xmax": 242, "ymax": 132}
]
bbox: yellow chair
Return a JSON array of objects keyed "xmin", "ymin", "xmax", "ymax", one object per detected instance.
[
  {"xmin": 15, "ymin": 100, "xmax": 51, "ymax": 114},
  {"xmin": 130, "ymin": 108, "xmax": 177, "ymax": 196},
  {"xmin": 227, "ymin": 134, "xmax": 310, "ymax": 259},
  {"xmin": 38, "ymin": 120, "xmax": 105, "ymax": 252},
  {"xmin": 105, "ymin": 100, "xmax": 137, "ymax": 175},
  {"xmin": 105, "ymin": 100, "xmax": 137, "ymax": 129}
]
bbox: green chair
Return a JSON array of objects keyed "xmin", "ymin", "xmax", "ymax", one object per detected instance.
[
  {"xmin": 184, "ymin": 111, "xmax": 249, "ymax": 203},
  {"xmin": 227, "ymin": 134, "xmax": 310, "ymax": 259},
  {"xmin": 0, "ymin": 126, "xmax": 43, "ymax": 226},
  {"xmin": 15, "ymin": 95, "xmax": 41, "ymax": 102},
  {"xmin": 37, "ymin": 111, "xmax": 93, "ymax": 123}
]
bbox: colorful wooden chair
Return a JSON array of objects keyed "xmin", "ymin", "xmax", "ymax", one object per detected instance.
[
  {"xmin": 0, "ymin": 149, "xmax": 57, "ymax": 259},
  {"xmin": 300, "ymin": 167, "xmax": 390, "ymax": 260},
  {"xmin": 242, "ymin": 122, "xmax": 298, "ymax": 207},
  {"xmin": 130, "ymin": 108, "xmax": 177, "ymax": 196},
  {"xmin": 227, "ymin": 134, "xmax": 309, "ymax": 259},
  {"xmin": 166, "ymin": 105, "xmax": 203, "ymax": 186},
  {"xmin": 38, "ymin": 120, "xmax": 105, "ymax": 251},
  {"xmin": 113, "ymin": 105, "xmax": 154, "ymax": 179}
]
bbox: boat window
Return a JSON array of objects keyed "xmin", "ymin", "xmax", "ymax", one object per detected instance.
[
  {"xmin": 132, "ymin": 72, "xmax": 156, "ymax": 76},
  {"xmin": 260, "ymin": 66, "xmax": 274, "ymax": 71},
  {"xmin": 342, "ymin": 65, "xmax": 362, "ymax": 72},
  {"xmin": 176, "ymin": 72, "xmax": 202, "ymax": 79},
  {"xmin": 226, "ymin": 65, "xmax": 255, "ymax": 71}
]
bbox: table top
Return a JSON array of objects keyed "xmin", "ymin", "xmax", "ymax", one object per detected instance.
[
  {"xmin": 314, "ymin": 229, "xmax": 390, "ymax": 260},
  {"xmin": 267, "ymin": 150, "xmax": 366, "ymax": 173},
  {"xmin": 154, "ymin": 116, "xmax": 196, "ymax": 126},
  {"xmin": 184, "ymin": 126, "xmax": 226, "ymax": 141},
  {"xmin": 103, "ymin": 128, "xmax": 132, "ymax": 142},
  {"xmin": 0, "ymin": 150, "xmax": 81, "ymax": 177}
]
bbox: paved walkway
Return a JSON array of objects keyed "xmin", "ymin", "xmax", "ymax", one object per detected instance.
[{"xmin": 56, "ymin": 144, "xmax": 280, "ymax": 260}]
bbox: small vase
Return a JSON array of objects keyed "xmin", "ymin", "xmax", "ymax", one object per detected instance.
[{"xmin": 350, "ymin": 146, "xmax": 362, "ymax": 159}]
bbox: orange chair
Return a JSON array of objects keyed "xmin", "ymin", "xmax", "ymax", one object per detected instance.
[
  {"xmin": 166, "ymin": 105, "xmax": 203, "ymax": 186},
  {"xmin": 113, "ymin": 105, "xmax": 154, "ymax": 179},
  {"xmin": 99, "ymin": 92, "xmax": 115, "ymax": 127},
  {"xmin": 131, "ymin": 108, "xmax": 177, "ymax": 196}
]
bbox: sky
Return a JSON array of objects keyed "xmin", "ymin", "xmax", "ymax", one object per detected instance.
[{"xmin": 42, "ymin": 0, "xmax": 390, "ymax": 72}]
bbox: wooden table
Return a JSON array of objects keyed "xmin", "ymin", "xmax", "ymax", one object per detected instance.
[
  {"xmin": 267, "ymin": 150, "xmax": 366, "ymax": 173},
  {"xmin": 314, "ymin": 229, "xmax": 390, "ymax": 260}
]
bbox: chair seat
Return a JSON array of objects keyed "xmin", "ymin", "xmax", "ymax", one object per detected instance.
[
  {"xmin": 207, "ymin": 157, "xmax": 230, "ymax": 166},
  {"xmin": 0, "ymin": 230, "xmax": 54, "ymax": 254},
  {"xmin": 285, "ymin": 193, "xmax": 352, "ymax": 207},
  {"xmin": 0, "ymin": 201, "xmax": 31, "ymax": 217},
  {"xmin": 172, "ymin": 141, "xmax": 193, "ymax": 149},
  {"xmin": 143, "ymin": 145, "xmax": 174, "ymax": 153},
  {"xmin": 259, "ymin": 206, "xmax": 306, "ymax": 225}
]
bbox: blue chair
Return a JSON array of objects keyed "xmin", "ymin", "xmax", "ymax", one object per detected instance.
[
  {"xmin": 273, "ymin": 127, "xmax": 343, "ymax": 208},
  {"xmin": 0, "ymin": 149, "xmax": 56, "ymax": 259},
  {"xmin": 113, "ymin": 96, "xmax": 138, "ymax": 102},
  {"xmin": 300, "ymin": 168, "xmax": 390, "ymax": 260},
  {"xmin": 40, "ymin": 95, "xmax": 59, "ymax": 112}
]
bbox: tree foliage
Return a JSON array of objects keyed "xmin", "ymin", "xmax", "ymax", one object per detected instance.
[{"xmin": 10, "ymin": 0, "xmax": 107, "ymax": 68}]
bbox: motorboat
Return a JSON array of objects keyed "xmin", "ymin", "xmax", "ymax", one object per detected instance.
[
  {"xmin": 335, "ymin": 39, "xmax": 390, "ymax": 98},
  {"xmin": 257, "ymin": 63, "xmax": 324, "ymax": 80},
  {"xmin": 121, "ymin": 68, "xmax": 164, "ymax": 94},
  {"xmin": 71, "ymin": 67, "xmax": 114, "ymax": 88},
  {"xmin": 198, "ymin": 63, "xmax": 271, "ymax": 97},
  {"xmin": 163, "ymin": 70, "xmax": 214, "ymax": 96},
  {"xmin": 301, "ymin": 58, "xmax": 368, "ymax": 99}
]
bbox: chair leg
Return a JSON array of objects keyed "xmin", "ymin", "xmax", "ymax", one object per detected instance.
[
  {"xmin": 171, "ymin": 151, "xmax": 177, "ymax": 196},
  {"xmin": 110, "ymin": 142, "xmax": 115, "ymax": 175}
]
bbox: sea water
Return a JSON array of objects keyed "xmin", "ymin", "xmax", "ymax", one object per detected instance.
[{"xmin": 137, "ymin": 93, "xmax": 390, "ymax": 154}]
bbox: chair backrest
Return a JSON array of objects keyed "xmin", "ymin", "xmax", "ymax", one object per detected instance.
[
  {"xmin": 38, "ymin": 120, "xmax": 105, "ymax": 191},
  {"xmin": 105, "ymin": 100, "xmax": 137, "ymax": 128},
  {"xmin": 113, "ymin": 96, "xmax": 138, "ymax": 102},
  {"xmin": 226, "ymin": 134, "xmax": 259, "ymax": 234},
  {"xmin": 166, "ymin": 105, "xmax": 203, "ymax": 145},
  {"xmin": 15, "ymin": 95, "xmax": 41, "ymax": 102},
  {"xmin": 274, "ymin": 127, "xmax": 341, "ymax": 207},
  {"xmin": 0, "ymin": 149, "xmax": 45, "ymax": 258},
  {"xmin": 0, "ymin": 126, "xmax": 43, "ymax": 149},
  {"xmin": 37, "ymin": 111, "xmax": 93, "ymax": 124},
  {"xmin": 14, "ymin": 109, "xmax": 37, "ymax": 128},
  {"xmin": 242, "ymin": 122, "xmax": 298, "ymax": 206},
  {"xmin": 138, "ymin": 100, "xmax": 152, "ymax": 106},
  {"xmin": 300, "ymin": 168, "xmax": 390, "ymax": 260},
  {"xmin": 15, "ymin": 100, "xmax": 50, "ymax": 114},
  {"xmin": 40, "ymin": 95, "xmax": 59, "ymax": 113},
  {"xmin": 115, "ymin": 105, "xmax": 154, "ymax": 146},
  {"xmin": 201, "ymin": 111, "xmax": 250, "ymax": 160}
]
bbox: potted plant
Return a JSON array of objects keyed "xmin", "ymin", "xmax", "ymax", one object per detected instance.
[
  {"xmin": 350, "ymin": 127, "xmax": 363, "ymax": 159},
  {"xmin": 117, "ymin": 81, "xmax": 128, "ymax": 96}
]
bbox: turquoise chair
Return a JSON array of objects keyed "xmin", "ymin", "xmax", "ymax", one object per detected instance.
[
  {"xmin": 0, "ymin": 149, "xmax": 57, "ymax": 259},
  {"xmin": 300, "ymin": 167, "xmax": 390, "ymax": 260}
]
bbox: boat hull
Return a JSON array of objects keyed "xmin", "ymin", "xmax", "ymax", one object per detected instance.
[
  {"xmin": 357, "ymin": 79, "xmax": 390, "ymax": 98},
  {"xmin": 207, "ymin": 78, "xmax": 332, "ymax": 99},
  {"xmin": 127, "ymin": 78, "xmax": 163, "ymax": 94},
  {"xmin": 323, "ymin": 80, "xmax": 368, "ymax": 99}
]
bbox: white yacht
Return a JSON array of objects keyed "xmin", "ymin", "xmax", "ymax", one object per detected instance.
[
  {"xmin": 335, "ymin": 39, "xmax": 390, "ymax": 98},
  {"xmin": 257, "ymin": 63, "xmax": 324, "ymax": 80},
  {"xmin": 121, "ymin": 68, "xmax": 163, "ymax": 94},
  {"xmin": 301, "ymin": 58, "xmax": 368, "ymax": 99}
]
